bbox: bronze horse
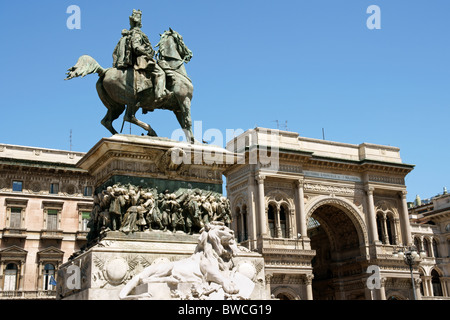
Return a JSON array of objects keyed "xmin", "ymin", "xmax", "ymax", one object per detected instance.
[{"xmin": 65, "ymin": 29, "xmax": 195, "ymax": 143}]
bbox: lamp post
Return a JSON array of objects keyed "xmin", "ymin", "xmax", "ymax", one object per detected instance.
[{"xmin": 393, "ymin": 245, "xmax": 426, "ymax": 300}]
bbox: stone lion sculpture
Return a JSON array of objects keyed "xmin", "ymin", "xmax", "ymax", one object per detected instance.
[{"xmin": 119, "ymin": 221, "xmax": 241, "ymax": 300}]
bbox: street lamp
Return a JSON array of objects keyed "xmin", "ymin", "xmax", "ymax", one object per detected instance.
[{"xmin": 393, "ymin": 245, "xmax": 425, "ymax": 300}]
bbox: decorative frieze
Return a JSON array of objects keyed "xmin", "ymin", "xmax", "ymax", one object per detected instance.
[{"xmin": 369, "ymin": 175, "xmax": 405, "ymax": 185}]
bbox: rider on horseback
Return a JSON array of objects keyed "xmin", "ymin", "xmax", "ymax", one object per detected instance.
[{"xmin": 112, "ymin": 9, "xmax": 171, "ymax": 103}]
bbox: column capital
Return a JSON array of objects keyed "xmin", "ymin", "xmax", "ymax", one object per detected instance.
[
  {"xmin": 295, "ymin": 178, "xmax": 305, "ymax": 188},
  {"xmin": 365, "ymin": 185, "xmax": 375, "ymax": 195},
  {"xmin": 400, "ymin": 190, "xmax": 408, "ymax": 199},
  {"xmin": 305, "ymin": 274, "xmax": 314, "ymax": 285},
  {"xmin": 256, "ymin": 174, "xmax": 265, "ymax": 184}
]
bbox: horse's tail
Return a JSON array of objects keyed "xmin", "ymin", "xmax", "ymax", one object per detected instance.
[{"xmin": 65, "ymin": 55, "xmax": 106, "ymax": 80}]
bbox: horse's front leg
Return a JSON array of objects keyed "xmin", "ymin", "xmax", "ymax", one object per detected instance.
[{"xmin": 124, "ymin": 103, "xmax": 158, "ymax": 136}]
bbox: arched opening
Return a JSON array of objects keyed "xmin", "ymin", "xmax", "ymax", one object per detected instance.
[
  {"xmin": 423, "ymin": 238, "xmax": 431, "ymax": 257},
  {"xmin": 432, "ymin": 239, "xmax": 439, "ymax": 258},
  {"xmin": 268, "ymin": 203, "xmax": 276, "ymax": 238},
  {"xmin": 235, "ymin": 207, "xmax": 242, "ymax": 242},
  {"xmin": 4, "ymin": 263, "xmax": 18, "ymax": 291},
  {"xmin": 376, "ymin": 213, "xmax": 384, "ymax": 243},
  {"xmin": 279, "ymin": 205, "xmax": 288, "ymax": 238},
  {"xmin": 242, "ymin": 205, "xmax": 248, "ymax": 241},
  {"xmin": 308, "ymin": 204, "xmax": 363, "ymax": 300},
  {"xmin": 276, "ymin": 293, "xmax": 290, "ymax": 300},
  {"xmin": 431, "ymin": 269, "xmax": 443, "ymax": 297}
]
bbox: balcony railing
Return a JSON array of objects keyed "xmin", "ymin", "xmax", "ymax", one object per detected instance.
[{"xmin": 0, "ymin": 290, "xmax": 56, "ymax": 299}]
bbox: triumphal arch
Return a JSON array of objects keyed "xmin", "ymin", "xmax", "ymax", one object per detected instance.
[{"xmin": 224, "ymin": 127, "xmax": 416, "ymax": 300}]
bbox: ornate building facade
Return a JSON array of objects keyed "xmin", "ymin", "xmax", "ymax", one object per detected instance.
[
  {"xmin": 1, "ymin": 129, "xmax": 449, "ymax": 300},
  {"xmin": 224, "ymin": 127, "xmax": 449, "ymax": 300},
  {"xmin": 0, "ymin": 143, "xmax": 94, "ymax": 299},
  {"xmin": 408, "ymin": 190, "xmax": 450, "ymax": 299}
]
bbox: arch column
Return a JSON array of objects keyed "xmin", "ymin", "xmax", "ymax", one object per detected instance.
[
  {"xmin": 414, "ymin": 278, "xmax": 422, "ymax": 300},
  {"xmin": 305, "ymin": 274, "xmax": 314, "ymax": 300},
  {"xmin": 429, "ymin": 237, "xmax": 435, "ymax": 258},
  {"xmin": 379, "ymin": 277, "xmax": 387, "ymax": 300},
  {"xmin": 399, "ymin": 190, "xmax": 412, "ymax": 245},
  {"xmin": 256, "ymin": 174, "xmax": 267, "ymax": 236},
  {"xmin": 275, "ymin": 205, "xmax": 282, "ymax": 238},
  {"xmin": 365, "ymin": 186, "xmax": 379, "ymax": 244},
  {"xmin": 247, "ymin": 176, "xmax": 257, "ymax": 250},
  {"xmin": 295, "ymin": 179, "xmax": 307, "ymax": 239},
  {"xmin": 392, "ymin": 217, "xmax": 400, "ymax": 245},
  {"xmin": 381, "ymin": 213, "xmax": 389, "ymax": 244}
]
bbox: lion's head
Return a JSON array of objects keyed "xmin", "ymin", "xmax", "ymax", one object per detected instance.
[{"xmin": 196, "ymin": 221, "xmax": 239, "ymax": 260}]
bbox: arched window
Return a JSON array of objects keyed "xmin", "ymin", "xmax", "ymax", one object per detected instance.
[
  {"xmin": 4, "ymin": 263, "xmax": 18, "ymax": 291},
  {"xmin": 376, "ymin": 214, "xmax": 384, "ymax": 242},
  {"xmin": 280, "ymin": 205, "xmax": 288, "ymax": 238},
  {"xmin": 235, "ymin": 207, "xmax": 242, "ymax": 242},
  {"xmin": 423, "ymin": 238, "xmax": 431, "ymax": 257},
  {"xmin": 432, "ymin": 239, "xmax": 439, "ymax": 258},
  {"xmin": 268, "ymin": 204, "xmax": 276, "ymax": 238},
  {"xmin": 43, "ymin": 263, "xmax": 56, "ymax": 291},
  {"xmin": 386, "ymin": 215, "xmax": 394, "ymax": 245},
  {"xmin": 414, "ymin": 237, "xmax": 421, "ymax": 252},
  {"xmin": 431, "ymin": 270, "xmax": 443, "ymax": 297},
  {"xmin": 242, "ymin": 205, "xmax": 248, "ymax": 241}
]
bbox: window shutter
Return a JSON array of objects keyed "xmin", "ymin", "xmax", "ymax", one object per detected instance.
[
  {"xmin": 10, "ymin": 208, "xmax": 21, "ymax": 228},
  {"xmin": 47, "ymin": 210, "xmax": 58, "ymax": 230}
]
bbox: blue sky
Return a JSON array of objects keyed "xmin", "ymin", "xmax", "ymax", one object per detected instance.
[{"xmin": 0, "ymin": 0, "xmax": 449, "ymax": 202}]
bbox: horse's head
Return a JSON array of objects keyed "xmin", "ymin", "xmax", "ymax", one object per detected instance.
[{"xmin": 156, "ymin": 28, "xmax": 192, "ymax": 63}]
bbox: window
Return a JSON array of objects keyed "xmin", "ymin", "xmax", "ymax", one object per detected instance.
[
  {"xmin": 50, "ymin": 183, "xmax": 59, "ymax": 194},
  {"xmin": 432, "ymin": 239, "xmax": 439, "ymax": 258},
  {"xmin": 3, "ymin": 263, "xmax": 18, "ymax": 291},
  {"xmin": 376, "ymin": 214, "xmax": 384, "ymax": 242},
  {"xmin": 431, "ymin": 270, "xmax": 443, "ymax": 296},
  {"xmin": 84, "ymin": 186, "xmax": 93, "ymax": 197},
  {"xmin": 280, "ymin": 206, "xmax": 288, "ymax": 238},
  {"xmin": 43, "ymin": 264, "xmax": 56, "ymax": 291},
  {"xmin": 46, "ymin": 209, "xmax": 58, "ymax": 230},
  {"xmin": 424, "ymin": 238, "xmax": 431, "ymax": 257},
  {"xmin": 12, "ymin": 181, "xmax": 23, "ymax": 192},
  {"xmin": 242, "ymin": 206, "xmax": 248, "ymax": 241},
  {"xmin": 81, "ymin": 211, "xmax": 90, "ymax": 231},
  {"xmin": 236, "ymin": 210, "xmax": 242, "ymax": 242},
  {"xmin": 268, "ymin": 204, "xmax": 276, "ymax": 238},
  {"xmin": 10, "ymin": 208, "xmax": 22, "ymax": 229}
]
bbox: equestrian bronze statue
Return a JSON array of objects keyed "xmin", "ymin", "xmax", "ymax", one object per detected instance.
[{"xmin": 65, "ymin": 9, "xmax": 195, "ymax": 143}]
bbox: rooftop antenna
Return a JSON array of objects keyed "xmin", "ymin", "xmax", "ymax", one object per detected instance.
[
  {"xmin": 322, "ymin": 128, "xmax": 325, "ymax": 140},
  {"xmin": 69, "ymin": 129, "xmax": 73, "ymax": 151},
  {"xmin": 273, "ymin": 120, "xmax": 288, "ymax": 130},
  {"xmin": 272, "ymin": 120, "xmax": 280, "ymax": 129}
]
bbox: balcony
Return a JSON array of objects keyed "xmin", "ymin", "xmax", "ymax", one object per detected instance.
[
  {"xmin": 0, "ymin": 290, "xmax": 56, "ymax": 300},
  {"xmin": 40, "ymin": 230, "xmax": 64, "ymax": 240},
  {"xmin": 2, "ymin": 228, "xmax": 27, "ymax": 239}
]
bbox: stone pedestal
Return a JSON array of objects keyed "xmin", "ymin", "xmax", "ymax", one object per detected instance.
[
  {"xmin": 77, "ymin": 134, "xmax": 238, "ymax": 194},
  {"xmin": 57, "ymin": 231, "xmax": 267, "ymax": 300},
  {"xmin": 56, "ymin": 135, "xmax": 268, "ymax": 300}
]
